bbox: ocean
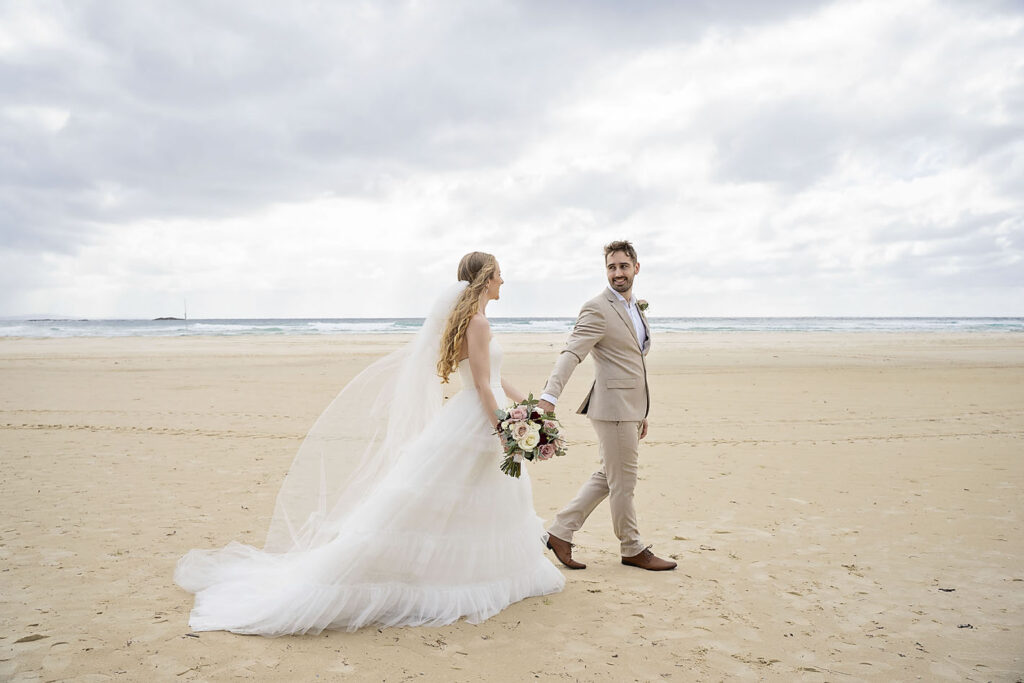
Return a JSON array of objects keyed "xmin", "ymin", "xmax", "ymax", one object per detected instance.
[{"xmin": 2, "ymin": 317, "xmax": 1022, "ymax": 338}]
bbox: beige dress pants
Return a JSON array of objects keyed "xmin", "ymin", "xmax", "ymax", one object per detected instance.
[{"xmin": 548, "ymin": 419, "xmax": 646, "ymax": 557}]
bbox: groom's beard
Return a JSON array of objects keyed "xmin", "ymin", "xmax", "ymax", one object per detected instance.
[{"xmin": 610, "ymin": 275, "xmax": 633, "ymax": 292}]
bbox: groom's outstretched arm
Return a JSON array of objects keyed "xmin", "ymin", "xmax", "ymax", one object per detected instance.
[{"xmin": 539, "ymin": 301, "xmax": 606, "ymax": 410}]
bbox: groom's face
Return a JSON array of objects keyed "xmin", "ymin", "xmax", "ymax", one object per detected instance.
[{"xmin": 606, "ymin": 251, "xmax": 638, "ymax": 294}]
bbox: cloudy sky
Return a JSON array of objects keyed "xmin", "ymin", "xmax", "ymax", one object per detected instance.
[{"xmin": 2, "ymin": 0, "xmax": 1022, "ymax": 318}]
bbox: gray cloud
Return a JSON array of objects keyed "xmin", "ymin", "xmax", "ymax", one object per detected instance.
[
  {"xmin": 712, "ymin": 99, "xmax": 841, "ymax": 188},
  {"xmin": 0, "ymin": 1, "xmax": 880, "ymax": 247},
  {"xmin": 2, "ymin": 0, "xmax": 1022, "ymax": 316}
]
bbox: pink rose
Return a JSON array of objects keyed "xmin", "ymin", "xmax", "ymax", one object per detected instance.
[
  {"xmin": 509, "ymin": 406, "xmax": 529, "ymax": 421},
  {"xmin": 543, "ymin": 420, "xmax": 557, "ymax": 432},
  {"xmin": 538, "ymin": 443, "xmax": 556, "ymax": 460},
  {"xmin": 510, "ymin": 421, "xmax": 531, "ymax": 440}
]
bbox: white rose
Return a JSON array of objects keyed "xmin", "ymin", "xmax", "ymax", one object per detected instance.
[
  {"xmin": 527, "ymin": 420, "xmax": 541, "ymax": 434},
  {"xmin": 518, "ymin": 431, "xmax": 541, "ymax": 451}
]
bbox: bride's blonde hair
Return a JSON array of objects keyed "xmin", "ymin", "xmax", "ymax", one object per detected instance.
[{"xmin": 437, "ymin": 252, "xmax": 498, "ymax": 384}]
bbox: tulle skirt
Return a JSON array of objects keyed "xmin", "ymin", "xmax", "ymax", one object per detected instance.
[{"xmin": 174, "ymin": 387, "xmax": 565, "ymax": 635}]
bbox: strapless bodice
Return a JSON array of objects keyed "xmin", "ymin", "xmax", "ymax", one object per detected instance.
[{"xmin": 457, "ymin": 338, "xmax": 503, "ymax": 389}]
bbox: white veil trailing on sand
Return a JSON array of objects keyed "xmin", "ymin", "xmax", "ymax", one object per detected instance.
[{"xmin": 263, "ymin": 280, "xmax": 468, "ymax": 553}]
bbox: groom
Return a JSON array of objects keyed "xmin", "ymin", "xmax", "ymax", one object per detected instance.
[{"xmin": 538, "ymin": 240, "xmax": 676, "ymax": 571}]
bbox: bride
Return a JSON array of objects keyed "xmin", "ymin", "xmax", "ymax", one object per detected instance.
[{"xmin": 175, "ymin": 252, "xmax": 565, "ymax": 635}]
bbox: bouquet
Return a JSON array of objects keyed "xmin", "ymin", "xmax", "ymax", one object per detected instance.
[{"xmin": 494, "ymin": 394, "xmax": 567, "ymax": 478}]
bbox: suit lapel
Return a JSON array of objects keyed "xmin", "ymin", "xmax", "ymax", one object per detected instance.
[
  {"xmin": 639, "ymin": 308, "xmax": 651, "ymax": 354},
  {"xmin": 604, "ymin": 289, "xmax": 641, "ymax": 348}
]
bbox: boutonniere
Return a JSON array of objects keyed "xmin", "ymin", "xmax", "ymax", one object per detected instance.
[{"xmin": 637, "ymin": 299, "xmax": 649, "ymax": 313}]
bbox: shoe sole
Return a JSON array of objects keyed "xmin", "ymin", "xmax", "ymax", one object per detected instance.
[{"xmin": 621, "ymin": 560, "xmax": 677, "ymax": 571}]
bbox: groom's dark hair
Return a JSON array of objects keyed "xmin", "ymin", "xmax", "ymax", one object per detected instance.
[{"xmin": 604, "ymin": 240, "xmax": 637, "ymax": 264}]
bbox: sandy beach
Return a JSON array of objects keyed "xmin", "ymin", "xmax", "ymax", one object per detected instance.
[{"xmin": 1, "ymin": 332, "xmax": 1022, "ymax": 682}]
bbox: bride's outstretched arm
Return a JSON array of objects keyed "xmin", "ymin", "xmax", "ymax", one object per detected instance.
[
  {"xmin": 500, "ymin": 378, "xmax": 525, "ymax": 404},
  {"xmin": 466, "ymin": 314, "xmax": 501, "ymax": 429}
]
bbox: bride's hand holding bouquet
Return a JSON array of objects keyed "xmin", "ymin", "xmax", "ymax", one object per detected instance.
[{"xmin": 494, "ymin": 394, "xmax": 566, "ymax": 478}]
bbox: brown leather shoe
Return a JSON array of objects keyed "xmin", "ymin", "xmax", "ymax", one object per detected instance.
[
  {"xmin": 546, "ymin": 533, "xmax": 586, "ymax": 570},
  {"xmin": 621, "ymin": 547, "xmax": 676, "ymax": 571}
]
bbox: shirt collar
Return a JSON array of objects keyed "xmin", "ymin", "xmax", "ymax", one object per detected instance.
[{"xmin": 608, "ymin": 286, "xmax": 634, "ymax": 307}]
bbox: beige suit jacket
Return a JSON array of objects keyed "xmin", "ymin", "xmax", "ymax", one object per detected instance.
[{"xmin": 542, "ymin": 288, "xmax": 651, "ymax": 421}]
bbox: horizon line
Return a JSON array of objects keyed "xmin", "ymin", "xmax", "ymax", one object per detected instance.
[{"xmin": 4, "ymin": 315, "xmax": 1024, "ymax": 322}]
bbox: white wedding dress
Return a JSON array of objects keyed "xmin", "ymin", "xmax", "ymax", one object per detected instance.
[{"xmin": 175, "ymin": 337, "xmax": 564, "ymax": 635}]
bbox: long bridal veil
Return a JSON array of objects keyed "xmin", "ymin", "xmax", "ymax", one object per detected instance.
[
  {"xmin": 263, "ymin": 280, "xmax": 468, "ymax": 553},
  {"xmin": 176, "ymin": 278, "xmax": 566, "ymax": 634}
]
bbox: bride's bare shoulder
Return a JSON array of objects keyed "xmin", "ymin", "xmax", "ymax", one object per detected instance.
[
  {"xmin": 459, "ymin": 316, "xmax": 490, "ymax": 363},
  {"xmin": 467, "ymin": 313, "xmax": 490, "ymax": 333}
]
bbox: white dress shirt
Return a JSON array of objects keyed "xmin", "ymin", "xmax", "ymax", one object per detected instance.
[
  {"xmin": 541, "ymin": 287, "xmax": 646, "ymax": 407},
  {"xmin": 610, "ymin": 287, "xmax": 648, "ymax": 350}
]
